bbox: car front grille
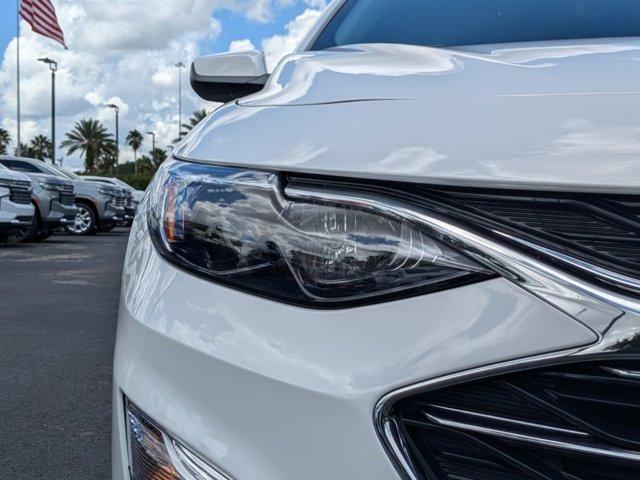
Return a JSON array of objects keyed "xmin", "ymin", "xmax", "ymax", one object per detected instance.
[
  {"xmin": 9, "ymin": 184, "xmax": 32, "ymax": 204},
  {"xmin": 113, "ymin": 193, "xmax": 124, "ymax": 207},
  {"xmin": 416, "ymin": 188, "xmax": 640, "ymax": 288},
  {"xmin": 385, "ymin": 360, "xmax": 640, "ymax": 480},
  {"xmin": 58, "ymin": 185, "xmax": 75, "ymax": 206},
  {"xmin": 123, "ymin": 191, "xmax": 133, "ymax": 208}
]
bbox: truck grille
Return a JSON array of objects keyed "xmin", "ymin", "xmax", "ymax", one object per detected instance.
[
  {"xmin": 385, "ymin": 360, "xmax": 640, "ymax": 480},
  {"xmin": 113, "ymin": 192, "xmax": 124, "ymax": 208},
  {"xmin": 58, "ymin": 184, "xmax": 75, "ymax": 205},
  {"xmin": 123, "ymin": 190, "xmax": 133, "ymax": 208},
  {"xmin": 9, "ymin": 183, "xmax": 32, "ymax": 204}
]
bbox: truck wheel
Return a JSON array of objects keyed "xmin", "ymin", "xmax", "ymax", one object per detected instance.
[
  {"xmin": 17, "ymin": 215, "xmax": 42, "ymax": 242},
  {"xmin": 65, "ymin": 203, "xmax": 96, "ymax": 236}
]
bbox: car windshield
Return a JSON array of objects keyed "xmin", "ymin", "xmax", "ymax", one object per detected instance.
[
  {"xmin": 313, "ymin": 0, "xmax": 640, "ymax": 50},
  {"xmin": 49, "ymin": 164, "xmax": 81, "ymax": 180}
]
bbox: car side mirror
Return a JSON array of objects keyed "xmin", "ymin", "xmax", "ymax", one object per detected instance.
[{"xmin": 190, "ymin": 50, "xmax": 269, "ymax": 103}]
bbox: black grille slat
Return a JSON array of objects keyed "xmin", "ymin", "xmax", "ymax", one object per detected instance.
[
  {"xmin": 57, "ymin": 184, "xmax": 75, "ymax": 206},
  {"xmin": 389, "ymin": 360, "xmax": 640, "ymax": 480},
  {"xmin": 416, "ymin": 189, "xmax": 640, "ymax": 282},
  {"xmin": 9, "ymin": 186, "xmax": 32, "ymax": 205}
]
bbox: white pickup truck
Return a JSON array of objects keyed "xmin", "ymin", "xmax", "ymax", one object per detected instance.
[{"xmin": 0, "ymin": 163, "xmax": 34, "ymax": 242}]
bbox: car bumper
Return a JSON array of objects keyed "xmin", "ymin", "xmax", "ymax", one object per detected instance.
[
  {"xmin": 100, "ymin": 204, "xmax": 126, "ymax": 224},
  {"xmin": 0, "ymin": 198, "xmax": 34, "ymax": 232},
  {"xmin": 124, "ymin": 207, "xmax": 136, "ymax": 220},
  {"xmin": 42, "ymin": 202, "xmax": 77, "ymax": 229},
  {"xmin": 112, "ymin": 215, "xmax": 597, "ymax": 480}
]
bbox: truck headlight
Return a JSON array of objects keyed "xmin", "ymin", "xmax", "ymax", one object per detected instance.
[
  {"xmin": 147, "ymin": 159, "xmax": 494, "ymax": 308},
  {"xmin": 97, "ymin": 185, "xmax": 118, "ymax": 196},
  {"xmin": 38, "ymin": 180, "xmax": 65, "ymax": 191}
]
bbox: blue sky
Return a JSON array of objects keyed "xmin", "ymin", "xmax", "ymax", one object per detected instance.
[
  {"xmin": 0, "ymin": 1, "xmax": 314, "ymax": 57},
  {"xmin": 0, "ymin": 0, "xmax": 327, "ymax": 169}
]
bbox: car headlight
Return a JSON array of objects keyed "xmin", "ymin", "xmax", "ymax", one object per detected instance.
[
  {"xmin": 38, "ymin": 180, "xmax": 65, "ymax": 191},
  {"xmin": 97, "ymin": 185, "xmax": 118, "ymax": 196},
  {"xmin": 147, "ymin": 159, "xmax": 494, "ymax": 308},
  {"xmin": 0, "ymin": 178, "xmax": 30, "ymax": 189}
]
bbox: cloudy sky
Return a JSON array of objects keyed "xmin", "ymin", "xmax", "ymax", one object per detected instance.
[{"xmin": 0, "ymin": 0, "xmax": 328, "ymax": 169}]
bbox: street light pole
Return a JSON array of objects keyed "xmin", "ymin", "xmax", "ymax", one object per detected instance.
[
  {"xmin": 38, "ymin": 57, "xmax": 58, "ymax": 164},
  {"xmin": 107, "ymin": 104, "xmax": 120, "ymax": 175},
  {"xmin": 146, "ymin": 131, "xmax": 156, "ymax": 169},
  {"xmin": 175, "ymin": 62, "xmax": 185, "ymax": 141},
  {"xmin": 146, "ymin": 131, "xmax": 156, "ymax": 152}
]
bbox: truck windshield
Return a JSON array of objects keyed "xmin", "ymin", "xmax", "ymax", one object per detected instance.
[{"xmin": 313, "ymin": 0, "xmax": 640, "ymax": 50}]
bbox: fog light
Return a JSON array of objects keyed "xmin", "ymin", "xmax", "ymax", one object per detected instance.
[{"xmin": 126, "ymin": 399, "xmax": 231, "ymax": 480}]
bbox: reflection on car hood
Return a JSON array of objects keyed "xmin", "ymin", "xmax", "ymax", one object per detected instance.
[
  {"xmin": 29, "ymin": 173, "xmax": 73, "ymax": 186},
  {"xmin": 241, "ymin": 39, "xmax": 640, "ymax": 106},
  {"xmin": 177, "ymin": 39, "xmax": 640, "ymax": 193}
]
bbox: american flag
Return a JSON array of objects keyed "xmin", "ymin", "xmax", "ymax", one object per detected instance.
[{"xmin": 20, "ymin": 0, "xmax": 66, "ymax": 48}]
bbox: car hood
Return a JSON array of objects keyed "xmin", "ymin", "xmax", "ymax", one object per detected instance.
[
  {"xmin": 240, "ymin": 39, "xmax": 640, "ymax": 106},
  {"xmin": 27, "ymin": 173, "xmax": 73, "ymax": 187},
  {"xmin": 73, "ymin": 179, "xmax": 103, "ymax": 195},
  {"xmin": 177, "ymin": 39, "xmax": 640, "ymax": 193}
]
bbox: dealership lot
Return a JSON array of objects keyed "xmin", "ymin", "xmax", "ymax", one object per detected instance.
[{"xmin": 0, "ymin": 229, "xmax": 129, "ymax": 479}]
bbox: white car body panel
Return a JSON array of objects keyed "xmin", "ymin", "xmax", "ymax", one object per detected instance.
[
  {"xmin": 0, "ymin": 166, "xmax": 34, "ymax": 226},
  {"xmin": 115, "ymin": 5, "xmax": 640, "ymax": 480},
  {"xmin": 113, "ymin": 214, "xmax": 596, "ymax": 480},
  {"xmin": 176, "ymin": 39, "xmax": 640, "ymax": 194}
]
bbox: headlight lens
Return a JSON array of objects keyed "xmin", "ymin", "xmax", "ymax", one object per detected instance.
[
  {"xmin": 38, "ymin": 180, "xmax": 65, "ymax": 191},
  {"xmin": 147, "ymin": 160, "xmax": 493, "ymax": 308},
  {"xmin": 97, "ymin": 185, "xmax": 118, "ymax": 196},
  {"xmin": 0, "ymin": 178, "xmax": 31, "ymax": 189}
]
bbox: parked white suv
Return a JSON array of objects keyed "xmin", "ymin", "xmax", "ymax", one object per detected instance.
[
  {"xmin": 0, "ymin": 163, "xmax": 34, "ymax": 242},
  {"xmin": 113, "ymin": 2, "xmax": 640, "ymax": 480}
]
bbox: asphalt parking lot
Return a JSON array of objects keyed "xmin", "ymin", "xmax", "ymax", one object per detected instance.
[{"xmin": 0, "ymin": 229, "xmax": 130, "ymax": 479}]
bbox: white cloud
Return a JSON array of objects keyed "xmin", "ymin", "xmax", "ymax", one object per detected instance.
[
  {"xmin": 261, "ymin": 8, "xmax": 324, "ymax": 70},
  {"xmin": 0, "ymin": 0, "xmax": 328, "ymax": 170},
  {"xmin": 229, "ymin": 39, "xmax": 257, "ymax": 52}
]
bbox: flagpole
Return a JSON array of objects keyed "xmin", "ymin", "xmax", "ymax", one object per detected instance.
[{"xmin": 16, "ymin": 0, "xmax": 21, "ymax": 156}]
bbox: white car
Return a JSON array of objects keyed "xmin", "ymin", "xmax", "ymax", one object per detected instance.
[
  {"xmin": 0, "ymin": 163, "xmax": 34, "ymax": 242},
  {"xmin": 113, "ymin": 1, "xmax": 640, "ymax": 480}
]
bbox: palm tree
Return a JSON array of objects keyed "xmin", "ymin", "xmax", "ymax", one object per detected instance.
[
  {"xmin": 173, "ymin": 109, "xmax": 208, "ymax": 143},
  {"xmin": 15, "ymin": 143, "xmax": 34, "ymax": 158},
  {"xmin": 126, "ymin": 129, "xmax": 144, "ymax": 174},
  {"xmin": 61, "ymin": 119, "xmax": 113, "ymax": 173},
  {"xmin": 98, "ymin": 139, "xmax": 118, "ymax": 174},
  {"xmin": 29, "ymin": 135, "xmax": 53, "ymax": 161},
  {"xmin": 150, "ymin": 147, "xmax": 167, "ymax": 168},
  {"xmin": 0, "ymin": 128, "xmax": 10, "ymax": 155}
]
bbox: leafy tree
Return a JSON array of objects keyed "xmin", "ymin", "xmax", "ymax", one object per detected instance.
[
  {"xmin": 0, "ymin": 128, "xmax": 10, "ymax": 155},
  {"xmin": 173, "ymin": 109, "xmax": 208, "ymax": 143},
  {"xmin": 150, "ymin": 148, "xmax": 167, "ymax": 168},
  {"xmin": 29, "ymin": 135, "xmax": 53, "ymax": 161},
  {"xmin": 97, "ymin": 139, "xmax": 118, "ymax": 174},
  {"xmin": 137, "ymin": 154, "xmax": 153, "ymax": 175},
  {"xmin": 61, "ymin": 119, "xmax": 113, "ymax": 173},
  {"xmin": 126, "ymin": 129, "xmax": 144, "ymax": 174},
  {"xmin": 15, "ymin": 143, "xmax": 34, "ymax": 157}
]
